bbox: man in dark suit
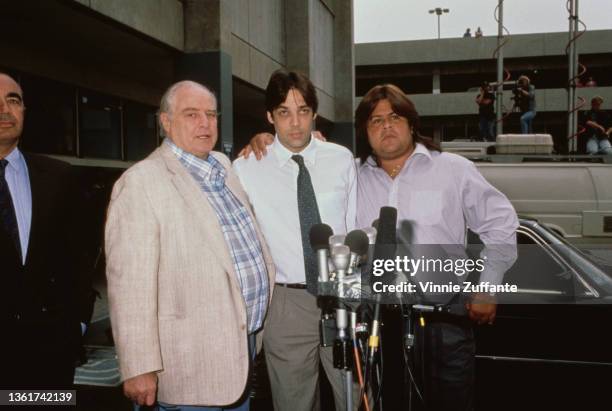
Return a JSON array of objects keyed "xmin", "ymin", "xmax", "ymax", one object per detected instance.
[{"xmin": 0, "ymin": 72, "xmax": 94, "ymax": 389}]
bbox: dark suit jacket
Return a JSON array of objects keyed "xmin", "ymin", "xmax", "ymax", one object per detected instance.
[{"xmin": 1, "ymin": 152, "xmax": 94, "ymax": 388}]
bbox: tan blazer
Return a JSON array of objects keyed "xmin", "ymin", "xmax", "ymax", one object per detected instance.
[{"xmin": 105, "ymin": 143, "xmax": 275, "ymax": 406}]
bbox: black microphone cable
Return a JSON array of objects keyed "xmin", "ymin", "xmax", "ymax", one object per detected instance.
[
  {"xmin": 399, "ymin": 303, "xmax": 425, "ymax": 407},
  {"xmin": 363, "ymin": 206, "xmax": 397, "ymax": 409}
]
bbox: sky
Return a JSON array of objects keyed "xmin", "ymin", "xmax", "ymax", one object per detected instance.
[{"xmin": 354, "ymin": 0, "xmax": 612, "ymax": 43}]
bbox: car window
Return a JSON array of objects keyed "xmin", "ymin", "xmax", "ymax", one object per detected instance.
[{"xmin": 503, "ymin": 230, "xmax": 575, "ymax": 300}]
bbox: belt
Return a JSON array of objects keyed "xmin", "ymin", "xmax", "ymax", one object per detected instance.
[{"xmin": 275, "ymin": 282, "xmax": 308, "ymax": 290}]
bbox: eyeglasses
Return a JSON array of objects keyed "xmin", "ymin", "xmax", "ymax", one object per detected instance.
[{"xmin": 367, "ymin": 113, "xmax": 405, "ymax": 129}]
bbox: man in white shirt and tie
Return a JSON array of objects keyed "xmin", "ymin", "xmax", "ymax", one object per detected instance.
[{"xmin": 233, "ymin": 69, "xmax": 358, "ymax": 411}]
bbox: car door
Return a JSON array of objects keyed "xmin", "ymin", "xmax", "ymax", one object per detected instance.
[{"xmin": 474, "ymin": 224, "xmax": 612, "ymax": 409}]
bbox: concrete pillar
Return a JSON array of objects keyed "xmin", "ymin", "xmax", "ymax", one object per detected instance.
[
  {"xmin": 285, "ymin": 0, "xmax": 311, "ymax": 74},
  {"xmin": 178, "ymin": 0, "xmax": 234, "ymax": 156},
  {"xmin": 433, "ymin": 124, "xmax": 442, "ymax": 144},
  {"xmin": 332, "ymin": 0, "xmax": 355, "ymax": 152},
  {"xmin": 433, "ymin": 67, "xmax": 441, "ymax": 95},
  {"xmin": 285, "ymin": 0, "xmax": 355, "ymax": 153}
]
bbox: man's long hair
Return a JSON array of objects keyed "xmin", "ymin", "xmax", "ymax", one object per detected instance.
[{"xmin": 355, "ymin": 84, "xmax": 440, "ymax": 164}]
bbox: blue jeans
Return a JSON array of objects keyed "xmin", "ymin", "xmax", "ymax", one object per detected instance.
[
  {"xmin": 520, "ymin": 110, "xmax": 536, "ymax": 134},
  {"xmin": 135, "ymin": 334, "xmax": 256, "ymax": 411},
  {"xmin": 586, "ymin": 136, "xmax": 612, "ymax": 155}
]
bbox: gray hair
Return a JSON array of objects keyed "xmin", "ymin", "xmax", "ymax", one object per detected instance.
[{"xmin": 157, "ymin": 80, "xmax": 217, "ymax": 136}]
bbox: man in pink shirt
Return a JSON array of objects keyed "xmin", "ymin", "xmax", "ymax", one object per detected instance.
[{"xmin": 355, "ymin": 84, "xmax": 518, "ymax": 411}]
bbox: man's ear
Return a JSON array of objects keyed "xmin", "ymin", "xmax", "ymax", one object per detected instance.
[
  {"xmin": 160, "ymin": 112, "xmax": 171, "ymax": 134},
  {"xmin": 313, "ymin": 113, "xmax": 317, "ymax": 121},
  {"xmin": 267, "ymin": 111, "xmax": 274, "ymax": 125}
]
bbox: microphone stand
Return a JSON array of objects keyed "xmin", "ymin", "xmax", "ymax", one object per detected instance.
[
  {"xmin": 331, "ymin": 246, "xmax": 353, "ymax": 411},
  {"xmin": 403, "ymin": 304, "xmax": 417, "ymax": 411},
  {"xmin": 402, "ymin": 303, "xmax": 461, "ymax": 411}
]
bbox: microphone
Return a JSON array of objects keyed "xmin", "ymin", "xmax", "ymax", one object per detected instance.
[
  {"xmin": 310, "ymin": 223, "xmax": 334, "ymax": 282},
  {"xmin": 359, "ymin": 226, "xmax": 378, "ymax": 301},
  {"xmin": 362, "ymin": 226, "xmax": 377, "ymax": 245},
  {"xmin": 331, "ymin": 244, "xmax": 351, "ymax": 371},
  {"xmin": 371, "ymin": 208, "xmax": 397, "ymax": 273},
  {"xmin": 311, "ymin": 224, "xmax": 336, "ymax": 347},
  {"xmin": 328, "ymin": 235, "xmax": 346, "ymax": 276},
  {"xmin": 329, "ymin": 234, "xmax": 346, "ymax": 248},
  {"xmin": 344, "ymin": 230, "xmax": 369, "ymax": 272},
  {"xmin": 330, "ymin": 244, "xmax": 350, "ymax": 334},
  {"xmin": 371, "ymin": 219, "xmax": 379, "ymax": 231},
  {"xmin": 330, "ymin": 245, "xmax": 351, "ymax": 282},
  {"xmin": 362, "ymin": 226, "xmax": 377, "ymax": 271},
  {"xmin": 368, "ymin": 207, "xmax": 398, "ymax": 368}
]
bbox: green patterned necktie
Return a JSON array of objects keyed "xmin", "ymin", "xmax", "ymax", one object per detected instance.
[{"xmin": 292, "ymin": 154, "xmax": 322, "ymax": 295}]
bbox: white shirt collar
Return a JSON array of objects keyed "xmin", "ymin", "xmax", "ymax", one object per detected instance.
[
  {"xmin": 4, "ymin": 147, "xmax": 25, "ymax": 174},
  {"xmin": 365, "ymin": 142, "xmax": 432, "ymax": 168},
  {"xmin": 411, "ymin": 142, "xmax": 433, "ymax": 160},
  {"xmin": 272, "ymin": 133, "xmax": 318, "ymax": 168}
]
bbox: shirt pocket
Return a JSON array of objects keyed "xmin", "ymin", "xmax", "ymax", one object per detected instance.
[{"xmin": 407, "ymin": 190, "xmax": 443, "ymax": 225}]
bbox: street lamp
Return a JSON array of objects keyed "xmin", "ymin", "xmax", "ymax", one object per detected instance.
[{"xmin": 429, "ymin": 7, "xmax": 450, "ymax": 39}]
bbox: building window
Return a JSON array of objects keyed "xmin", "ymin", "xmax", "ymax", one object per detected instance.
[
  {"xmin": 5, "ymin": 69, "xmax": 163, "ymax": 161},
  {"xmin": 19, "ymin": 74, "xmax": 77, "ymax": 156},
  {"xmin": 124, "ymin": 101, "xmax": 159, "ymax": 161},
  {"xmin": 79, "ymin": 90, "xmax": 122, "ymax": 160}
]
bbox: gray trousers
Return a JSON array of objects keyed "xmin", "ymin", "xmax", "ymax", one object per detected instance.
[{"xmin": 263, "ymin": 285, "xmax": 361, "ymax": 411}]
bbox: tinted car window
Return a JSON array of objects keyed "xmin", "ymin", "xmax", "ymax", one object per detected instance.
[{"xmin": 503, "ymin": 230, "xmax": 575, "ymax": 301}]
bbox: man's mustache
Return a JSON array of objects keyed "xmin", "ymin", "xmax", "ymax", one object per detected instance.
[{"xmin": 0, "ymin": 113, "xmax": 16, "ymax": 123}]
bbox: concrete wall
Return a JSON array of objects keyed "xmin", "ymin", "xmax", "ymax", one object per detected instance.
[
  {"xmin": 88, "ymin": 0, "xmax": 355, "ymax": 150},
  {"xmin": 228, "ymin": 0, "xmax": 285, "ymax": 89},
  {"xmin": 73, "ymin": 0, "xmax": 184, "ymax": 50},
  {"xmin": 226, "ymin": 0, "xmax": 353, "ymax": 126},
  {"xmin": 309, "ymin": 0, "xmax": 335, "ymax": 103},
  {"xmin": 355, "ymin": 87, "xmax": 612, "ymax": 117},
  {"xmin": 356, "ymin": 30, "xmax": 612, "ymax": 66},
  {"xmin": 2, "ymin": 1, "xmax": 175, "ymax": 106}
]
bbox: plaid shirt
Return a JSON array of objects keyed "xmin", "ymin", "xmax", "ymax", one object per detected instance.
[{"xmin": 167, "ymin": 140, "xmax": 269, "ymax": 333}]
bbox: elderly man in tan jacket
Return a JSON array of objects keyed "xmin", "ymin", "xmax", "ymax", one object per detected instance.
[{"xmin": 105, "ymin": 80, "xmax": 275, "ymax": 410}]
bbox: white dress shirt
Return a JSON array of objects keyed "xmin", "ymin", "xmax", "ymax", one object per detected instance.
[{"xmin": 233, "ymin": 135, "xmax": 357, "ymax": 284}]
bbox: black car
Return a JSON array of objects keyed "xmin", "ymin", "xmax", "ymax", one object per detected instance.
[
  {"xmin": 380, "ymin": 218, "xmax": 612, "ymax": 410},
  {"xmin": 474, "ymin": 218, "xmax": 612, "ymax": 410}
]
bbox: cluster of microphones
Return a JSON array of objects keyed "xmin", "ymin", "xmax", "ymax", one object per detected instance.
[
  {"xmin": 307, "ymin": 206, "xmax": 398, "ymax": 402},
  {"xmin": 309, "ymin": 206, "xmax": 398, "ymax": 302},
  {"xmin": 308, "ymin": 207, "xmax": 486, "ymax": 409}
]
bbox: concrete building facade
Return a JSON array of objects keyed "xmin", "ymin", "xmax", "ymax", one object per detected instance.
[
  {"xmin": 0, "ymin": 0, "xmax": 355, "ymax": 272},
  {"xmin": 1, "ymin": 0, "xmax": 355, "ymax": 168},
  {"xmin": 356, "ymin": 30, "xmax": 612, "ymax": 154}
]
